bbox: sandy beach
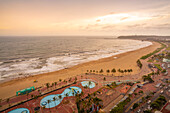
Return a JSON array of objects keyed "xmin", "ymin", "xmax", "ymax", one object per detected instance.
[{"xmin": 0, "ymin": 41, "xmax": 160, "ymax": 100}]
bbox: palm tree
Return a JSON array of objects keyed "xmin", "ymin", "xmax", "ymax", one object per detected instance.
[
  {"xmin": 58, "ymin": 95, "xmax": 62, "ymax": 103},
  {"xmin": 103, "ymin": 77, "xmax": 106, "ymax": 81},
  {"xmin": 124, "ymin": 69, "xmax": 127, "ymax": 75},
  {"xmin": 54, "ymin": 82, "xmax": 57, "ymax": 88},
  {"xmin": 106, "ymin": 69, "xmax": 110, "ymax": 75},
  {"xmin": 93, "ymin": 70, "xmax": 95, "ymax": 73},
  {"xmin": 111, "ymin": 68, "xmax": 116, "ymax": 73},
  {"xmin": 0, "ymin": 98, "xmax": 2, "ymax": 107},
  {"xmin": 59, "ymin": 79, "xmax": 62, "ymax": 82},
  {"xmin": 88, "ymin": 81, "xmax": 92, "ymax": 92},
  {"xmin": 75, "ymin": 77, "xmax": 77, "ymax": 81},
  {"xmin": 127, "ymin": 69, "xmax": 131, "ymax": 75},
  {"xmin": 99, "ymin": 69, "xmax": 103, "ymax": 73},
  {"xmin": 130, "ymin": 69, "xmax": 133, "ymax": 72},
  {"xmin": 69, "ymin": 78, "xmax": 72, "ymax": 82},
  {"xmin": 6, "ymin": 98, "xmax": 10, "ymax": 107},
  {"xmin": 52, "ymin": 97, "xmax": 57, "ymax": 108},
  {"xmin": 31, "ymin": 94, "xmax": 34, "ymax": 99},
  {"xmin": 47, "ymin": 100, "xmax": 51, "ymax": 113},
  {"xmin": 118, "ymin": 69, "xmax": 121, "ymax": 76},
  {"xmin": 45, "ymin": 83, "xmax": 50, "ymax": 90},
  {"xmin": 120, "ymin": 70, "xmax": 124, "ymax": 76},
  {"xmin": 42, "ymin": 106, "xmax": 46, "ymax": 113},
  {"xmin": 65, "ymin": 93, "xmax": 69, "ymax": 98},
  {"xmin": 26, "ymin": 92, "xmax": 29, "ymax": 100},
  {"xmin": 34, "ymin": 95, "xmax": 39, "ymax": 106},
  {"xmin": 72, "ymin": 92, "xmax": 75, "ymax": 96}
]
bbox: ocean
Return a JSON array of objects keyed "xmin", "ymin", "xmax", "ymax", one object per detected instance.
[{"xmin": 0, "ymin": 36, "xmax": 152, "ymax": 82}]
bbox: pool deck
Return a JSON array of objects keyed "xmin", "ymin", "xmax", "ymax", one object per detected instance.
[{"xmin": 1, "ymin": 74, "xmax": 136, "ymax": 113}]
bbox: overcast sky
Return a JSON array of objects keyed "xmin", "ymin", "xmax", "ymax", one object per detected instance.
[{"xmin": 0, "ymin": 0, "xmax": 170, "ymax": 36}]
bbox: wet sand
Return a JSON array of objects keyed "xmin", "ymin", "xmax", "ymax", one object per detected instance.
[{"xmin": 0, "ymin": 41, "xmax": 160, "ymax": 99}]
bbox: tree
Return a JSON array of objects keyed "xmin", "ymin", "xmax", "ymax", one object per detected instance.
[
  {"xmin": 75, "ymin": 77, "xmax": 77, "ymax": 81},
  {"xmin": 144, "ymin": 110, "xmax": 152, "ymax": 113},
  {"xmin": 138, "ymin": 90, "xmax": 143, "ymax": 94},
  {"xmin": 53, "ymin": 97, "xmax": 57, "ymax": 108},
  {"xmin": 47, "ymin": 100, "xmax": 51, "ymax": 112},
  {"xmin": 111, "ymin": 68, "xmax": 116, "ymax": 73},
  {"xmin": 118, "ymin": 69, "xmax": 121, "ymax": 72},
  {"xmin": 0, "ymin": 98, "xmax": 2, "ymax": 107},
  {"xmin": 59, "ymin": 79, "xmax": 62, "ymax": 82},
  {"xmin": 151, "ymin": 102, "xmax": 160, "ymax": 109},
  {"xmin": 65, "ymin": 93, "xmax": 69, "ymax": 97},
  {"xmin": 51, "ymin": 83, "xmax": 54, "ymax": 87},
  {"xmin": 133, "ymin": 103, "xmax": 139, "ymax": 109},
  {"xmin": 100, "ymin": 69, "xmax": 103, "ymax": 73},
  {"xmin": 88, "ymin": 81, "xmax": 92, "ymax": 92},
  {"xmin": 69, "ymin": 78, "xmax": 72, "ymax": 82},
  {"xmin": 6, "ymin": 98, "xmax": 10, "ymax": 107},
  {"xmin": 46, "ymin": 83, "xmax": 50, "ymax": 90},
  {"xmin": 127, "ymin": 69, "xmax": 131, "ymax": 75},
  {"xmin": 31, "ymin": 94, "xmax": 34, "ymax": 99},
  {"xmin": 134, "ymin": 93, "xmax": 137, "ymax": 96},
  {"xmin": 26, "ymin": 92, "xmax": 29, "ymax": 100},
  {"xmin": 103, "ymin": 77, "xmax": 106, "ymax": 81},
  {"xmin": 106, "ymin": 69, "xmax": 110, "ymax": 73},
  {"xmin": 142, "ymin": 75, "xmax": 154, "ymax": 83},
  {"xmin": 34, "ymin": 95, "xmax": 39, "ymax": 106},
  {"xmin": 58, "ymin": 95, "xmax": 62, "ymax": 103},
  {"xmin": 54, "ymin": 82, "xmax": 57, "ymax": 88},
  {"xmin": 42, "ymin": 106, "xmax": 46, "ymax": 112}
]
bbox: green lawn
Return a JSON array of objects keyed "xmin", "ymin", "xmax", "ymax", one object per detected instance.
[
  {"xmin": 154, "ymin": 64, "xmax": 162, "ymax": 70},
  {"xmin": 147, "ymin": 59, "xmax": 153, "ymax": 62}
]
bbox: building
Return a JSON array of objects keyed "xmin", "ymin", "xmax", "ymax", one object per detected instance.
[{"xmin": 16, "ymin": 86, "xmax": 35, "ymax": 96}]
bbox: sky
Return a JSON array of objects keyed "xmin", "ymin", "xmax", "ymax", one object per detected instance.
[{"xmin": 0, "ymin": 0, "xmax": 170, "ymax": 36}]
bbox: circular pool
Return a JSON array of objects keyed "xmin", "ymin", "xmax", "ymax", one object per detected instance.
[
  {"xmin": 8, "ymin": 108, "xmax": 29, "ymax": 113},
  {"xmin": 40, "ymin": 86, "xmax": 82, "ymax": 108},
  {"xmin": 81, "ymin": 81, "xmax": 95, "ymax": 88}
]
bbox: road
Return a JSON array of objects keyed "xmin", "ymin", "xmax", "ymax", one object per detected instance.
[
  {"xmin": 124, "ymin": 84, "xmax": 169, "ymax": 113},
  {"xmin": 124, "ymin": 93, "xmax": 146, "ymax": 113}
]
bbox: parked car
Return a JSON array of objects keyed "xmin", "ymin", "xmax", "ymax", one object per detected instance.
[
  {"xmin": 147, "ymin": 100, "xmax": 151, "ymax": 104},
  {"xmin": 139, "ymin": 99, "xmax": 143, "ymax": 103},
  {"xmin": 137, "ymin": 109, "xmax": 141, "ymax": 113}
]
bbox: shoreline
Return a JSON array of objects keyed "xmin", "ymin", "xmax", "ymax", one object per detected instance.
[
  {"xmin": 0, "ymin": 41, "xmax": 161, "ymax": 99},
  {"xmin": 0, "ymin": 39, "xmax": 152, "ymax": 84}
]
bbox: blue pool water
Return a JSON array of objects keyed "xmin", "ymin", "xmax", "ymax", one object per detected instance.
[
  {"xmin": 40, "ymin": 86, "xmax": 82, "ymax": 108},
  {"xmin": 8, "ymin": 108, "xmax": 29, "ymax": 113},
  {"xmin": 81, "ymin": 81, "xmax": 95, "ymax": 88}
]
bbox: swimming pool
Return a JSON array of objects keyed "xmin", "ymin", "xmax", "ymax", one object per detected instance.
[
  {"xmin": 8, "ymin": 108, "xmax": 29, "ymax": 113},
  {"xmin": 81, "ymin": 81, "xmax": 95, "ymax": 88},
  {"xmin": 40, "ymin": 86, "xmax": 82, "ymax": 108}
]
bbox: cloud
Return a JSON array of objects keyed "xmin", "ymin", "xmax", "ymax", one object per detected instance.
[
  {"xmin": 146, "ymin": 23, "xmax": 170, "ymax": 29},
  {"xmin": 96, "ymin": 19, "xmax": 101, "ymax": 22},
  {"xmin": 120, "ymin": 17, "xmax": 129, "ymax": 21}
]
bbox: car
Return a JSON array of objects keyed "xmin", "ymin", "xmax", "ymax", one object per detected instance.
[
  {"xmin": 160, "ymin": 90, "xmax": 164, "ymax": 94},
  {"xmin": 148, "ymin": 105, "xmax": 151, "ymax": 110},
  {"xmin": 147, "ymin": 100, "xmax": 151, "ymax": 104},
  {"xmin": 139, "ymin": 99, "xmax": 143, "ymax": 103},
  {"xmin": 137, "ymin": 109, "xmax": 141, "ymax": 113}
]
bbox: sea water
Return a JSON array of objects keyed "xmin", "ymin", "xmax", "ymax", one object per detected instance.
[{"xmin": 0, "ymin": 36, "xmax": 152, "ymax": 82}]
